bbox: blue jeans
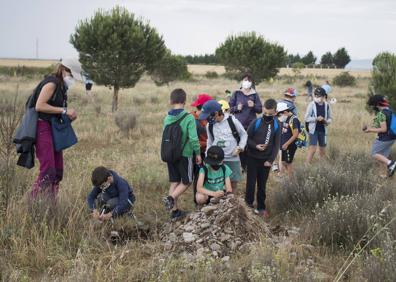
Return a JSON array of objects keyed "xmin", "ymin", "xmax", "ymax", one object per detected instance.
[{"xmin": 309, "ymin": 131, "xmax": 327, "ymax": 147}]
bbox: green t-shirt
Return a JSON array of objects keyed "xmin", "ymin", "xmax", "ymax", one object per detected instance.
[
  {"xmin": 199, "ymin": 164, "xmax": 232, "ymax": 192},
  {"xmin": 373, "ymin": 111, "xmax": 387, "ymax": 128}
]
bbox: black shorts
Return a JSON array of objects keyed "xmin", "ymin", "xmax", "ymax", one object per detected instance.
[
  {"xmin": 281, "ymin": 144, "xmax": 297, "ymax": 164},
  {"xmin": 167, "ymin": 157, "xmax": 193, "ymax": 185}
]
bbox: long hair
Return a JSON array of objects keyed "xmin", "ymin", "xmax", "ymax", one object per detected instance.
[{"xmin": 51, "ymin": 63, "xmax": 69, "ymax": 85}]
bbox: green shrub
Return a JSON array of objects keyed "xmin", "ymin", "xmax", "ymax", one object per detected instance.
[
  {"xmin": 0, "ymin": 65, "xmax": 53, "ymax": 78},
  {"xmin": 270, "ymin": 152, "xmax": 377, "ymax": 215},
  {"xmin": 333, "ymin": 72, "xmax": 356, "ymax": 87},
  {"xmin": 205, "ymin": 71, "xmax": 219, "ymax": 79}
]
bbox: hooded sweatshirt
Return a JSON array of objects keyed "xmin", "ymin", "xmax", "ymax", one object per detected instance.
[
  {"xmin": 87, "ymin": 170, "xmax": 135, "ymax": 217},
  {"xmin": 163, "ymin": 109, "xmax": 201, "ymax": 158},
  {"xmin": 229, "ymin": 89, "xmax": 262, "ymax": 129},
  {"xmin": 206, "ymin": 113, "xmax": 247, "ymax": 162}
]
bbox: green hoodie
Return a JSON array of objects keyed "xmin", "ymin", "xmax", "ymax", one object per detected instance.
[{"xmin": 163, "ymin": 110, "xmax": 201, "ymax": 158}]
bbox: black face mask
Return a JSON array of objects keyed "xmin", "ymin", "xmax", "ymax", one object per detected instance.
[
  {"xmin": 263, "ymin": 115, "xmax": 273, "ymax": 122},
  {"xmin": 211, "ymin": 165, "xmax": 221, "ymax": 170}
]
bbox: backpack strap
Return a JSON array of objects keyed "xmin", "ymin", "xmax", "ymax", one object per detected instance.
[
  {"xmin": 203, "ymin": 165, "xmax": 209, "ymax": 186},
  {"xmin": 177, "ymin": 113, "xmax": 190, "ymax": 151},
  {"xmin": 253, "ymin": 118, "xmax": 262, "ymax": 135},
  {"xmin": 227, "ymin": 116, "xmax": 240, "ymax": 144},
  {"xmin": 208, "ymin": 123, "xmax": 214, "ymax": 141},
  {"xmin": 273, "ymin": 118, "xmax": 278, "ymax": 134},
  {"xmin": 381, "ymin": 109, "xmax": 392, "ymax": 131},
  {"xmin": 221, "ymin": 164, "xmax": 226, "ymax": 185}
]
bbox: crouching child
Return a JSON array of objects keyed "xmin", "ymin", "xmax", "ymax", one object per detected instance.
[
  {"xmin": 87, "ymin": 166, "xmax": 135, "ymax": 221},
  {"xmin": 195, "ymin": 146, "xmax": 233, "ymax": 205}
]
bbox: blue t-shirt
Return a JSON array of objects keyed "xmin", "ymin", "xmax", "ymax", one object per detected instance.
[{"xmin": 315, "ymin": 103, "xmax": 326, "ymax": 132}]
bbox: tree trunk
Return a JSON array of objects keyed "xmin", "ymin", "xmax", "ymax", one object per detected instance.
[{"xmin": 112, "ymin": 86, "xmax": 119, "ymax": 112}]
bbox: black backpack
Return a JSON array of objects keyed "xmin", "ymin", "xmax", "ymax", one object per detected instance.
[
  {"xmin": 208, "ymin": 116, "xmax": 240, "ymax": 144},
  {"xmin": 202, "ymin": 165, "xmax": 226, "ymax": 186},
  {"xmin": 161, "ymin": 113, "xmax": 189, "ymax": 163}
]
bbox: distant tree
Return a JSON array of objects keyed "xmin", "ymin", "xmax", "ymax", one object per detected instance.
[
  {"xmin": 301, "ymin": 51, "xmax": 317, "ymax": 66},
  {"xmin": 333, "ymin": 72, "xmax": 356, "ymax": 87},
  {"xmin": 368, "ymin": 52, "xmax": 396, "ymax": 109},
  {"xmin": 286, "ymin": 54, "xmax": 302, "ymax": 67},
  {"xmin": 149, "ymin": 51, "xmax": 191, "ymax": 86},
  {"xmin": 70, "ymin": 6, "xmax": 167, "ymax": 111},
  {"xmin": 182, "ymin": 54, "xmax": 219, "ymax": 65},
  {"xmin": 321, "ymin": 52, "xmax": 334, "ymax": 67},
  {"xmin": 333, "ymin": 47, "xmax": 351, "ymax": 69},
  {"xmin": 215, "ymin": 32, "xmax": 286, "ymax": 84}
]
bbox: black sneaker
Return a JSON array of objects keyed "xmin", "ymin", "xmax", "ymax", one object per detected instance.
[
  {"xmin": 388, "ymin": 161, "xmax": 396, "ymax": 177},
  {"xmin": 163, "ymin": 196, "xmax": 175, "ymax": 210},
  {"xmin": 170, "ymin": 209, "xmax": 187, "ymax": 220}
]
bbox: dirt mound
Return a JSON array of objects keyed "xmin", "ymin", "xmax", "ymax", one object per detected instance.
[{"xmin": 160, "ymin": 194, "xmax": 272, "ymax": 258}]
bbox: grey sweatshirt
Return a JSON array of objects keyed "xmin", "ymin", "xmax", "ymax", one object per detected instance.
[{"xmin": 206, "ymin": 113, "xmax": 248, "ymax": 161}]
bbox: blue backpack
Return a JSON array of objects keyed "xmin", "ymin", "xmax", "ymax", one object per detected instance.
[
  {"xmin": 383, "ymin": 109, "xmax": 396, "ymax": 139},
  {"xmin": 252, "ymin": 117, "xmax": 279, "ymax": 135}
]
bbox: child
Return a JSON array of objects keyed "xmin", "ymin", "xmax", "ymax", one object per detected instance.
[
  {"xmin": 199, "ymin": 100, "xmax": 247, "ymax": 191},
  {"xmin": 87, "ymin": 166, "xmax": 135, "ymax": 221},
  {"xmin": 305, "ymin": 80, "xmax": 313, "ymax": 101},
  {"xmin": 305, "ymin": 87, "xmax": 332, "ymax": 164},
  {"xmin": 280, "ymin": 87, "xmax": 298, "ymax": 116},
  {"xmin": 195, "ymin": 146, "xmax": 233, "ymax": 205},
  {"xmin": 162, "ymin": 88, "xmax": 202, "ymax": 219},
  {"xmin": 245, "ymin": 99, "xmax": 280, "ymax": 218},
  {"xmin": 277, "ymin": 102, "xmax": 300, "ymax": 179},
  {"xmin": 191, "ymin": 93, "xmax": 213, "ymax": 204},
  {"xmin": 364, "ymin": 95, "xmax": 396, "ymax": 177}
]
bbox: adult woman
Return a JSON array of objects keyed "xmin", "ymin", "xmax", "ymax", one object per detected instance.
[
  {"xmin": 32, "ymin": 60, "xmax": 81, "ymax": 199},
  {"xmin": 229, "ymin": 73, "xmax": 263, "ymax": 172}
]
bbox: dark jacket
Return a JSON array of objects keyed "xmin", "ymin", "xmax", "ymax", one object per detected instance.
[
  {"xmin": 246, "ymin": 117, "xmax": 281, "ymax": 162},
  {"xmin": 87, "ymin": 170, "xmax": 135, "ymax": 217},
  {"xmin": 14, "ymin": 94, "xmax": 38, "ymax": 169},
  {"xmin": 229, "ymin": 90, "xmax": 262, "ymax": 129}
]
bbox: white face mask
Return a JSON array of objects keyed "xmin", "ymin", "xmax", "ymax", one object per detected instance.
[
  {"xmin": 278, "ymin": 115, "xmax": 288, "ymax": 123},
  {"xmin": 314, "ymin": 97, "xmax": 322, "ymax": 103},
  {"xmin": 64, "ymin": 75, "xmax": 75, "ymax": 88},
  {"xmin": 241, "ymin": 80, "xmax": 252, "ymax": 90}
]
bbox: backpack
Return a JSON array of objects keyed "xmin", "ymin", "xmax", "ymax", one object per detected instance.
[
  {"xmin": 252, "ymin": 117, "xmax": 279, "ymax": 135},
  {"xmin": 208, "ymin": 116, "xmax": 240, "ymax": 144},
  {"xmin": 161, "ymin": 113, "xmax": 189, "ymax": 163},
  {"xmin": 382, "ymin": 109, "xmax": 396, "ymax": 139},
  {"xmin": 202, "ymin": 165, "xmax": 226, "ymax": 187},
  {"xmin": 289, "ymin": 116, "xmax": 307, "ymax": 148}
]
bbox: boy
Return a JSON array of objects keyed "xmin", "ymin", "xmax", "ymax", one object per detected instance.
[
  {"xmin": 280, "ymin": 87, "xmax": 298, "ymax": 116},
  {"xmin": 199, "ymin": 100, "xmax": 247, "ymax": 191},
  {"xmin": 277, "ymin": 102, "xmax": 300, "ymax": 179},
  {"xmin": 87, "ymin": 166, "xmax": 135, "ymax": 221},
  {"xmin": 364, "ymin": 95, "xmax": 396, "ymax": 177},
  {"xmin": 162, "ymin": 88, "xmax": 202, "ymax": 219},
  {"xmin": 305, "ymin": 87, "xmax": 332, "ymax": 164},
  {"xmin": 195, "ymin": 146, "xmax": 233, "ymax": 205},
  {"xmin": 245, "ymin": 99, "xmax": 280, "ymax": 218},
  {"xmin": 191, "ymin": 93, "xmax": 213, "ymax": 204}
]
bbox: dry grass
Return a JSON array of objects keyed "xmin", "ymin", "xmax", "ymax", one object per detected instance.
[{"xmin": 0, "ymin": 69, "xmax": 394, "ymax": 281}]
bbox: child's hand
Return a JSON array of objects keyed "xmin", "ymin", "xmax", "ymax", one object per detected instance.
[
  {"xmin": 92, "ymin": 209, "xmax": 100, "ymax": 220},
  {"xmin": 264, "ymin": 161, "xmax": 272, "ymax": 167},
  {"xmin": 317, "ymin": 116, "xmax": 324, "ymax": 122},
  {"xmin": 282, "ymin": 143, "xmax": 289, "ymax": 150},
  {"xmin": 256, "ymin": 144, "xmax": 267, "ymax": 151},
  {"xmin": 99, "ymin": 212, "xmax": 112, "ymax": 221},
  {"xmin": 196, "ymin": 155, "xmax": 202, "ymax": 165},
  {"xmin": 237, "ymin": 103, "xmax": 243, "ymax": 111},
  {"xmin": 214, "ymin": 191, "xmax": 225, "ymax": 198},
  {"xmin": 247, "ymin": 100, "xmax": 254, "ymax": 108}
]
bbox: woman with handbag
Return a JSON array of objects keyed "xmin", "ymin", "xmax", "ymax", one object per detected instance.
[{"xmin": 32, "ymin": 59, "xmax": 81, "ymax": 199}]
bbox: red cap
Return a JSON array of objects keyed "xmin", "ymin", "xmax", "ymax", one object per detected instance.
[{"xmin": 191, "ymin": 93, "xmax": 213, "ymax": 107}]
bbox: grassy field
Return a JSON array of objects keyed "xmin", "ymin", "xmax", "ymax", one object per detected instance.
[{"xmin": 0, "ymin": 67, "xmax": 395, "ymax": 281}]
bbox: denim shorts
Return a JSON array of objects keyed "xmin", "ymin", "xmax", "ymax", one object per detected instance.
[
  {"xmin": 224, "ymin": 160, "xmax": 242, "ymax": 182},
  {"xmin": 371, "ymin": 139, "xmax": 395, "ymax": 157},
  {"xmin": 309, "ymin": 131, "xmax": 327, "ymax": 147}
]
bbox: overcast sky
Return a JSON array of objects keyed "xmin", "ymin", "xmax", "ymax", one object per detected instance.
[{"xmin": 1, "ymin": 0, "xmax": 395, "ymax": 60}]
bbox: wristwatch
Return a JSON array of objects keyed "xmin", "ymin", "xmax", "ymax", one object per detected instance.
[{"xmin": 62, "ymin": 107, "xmax": 67, "ymax": 115}]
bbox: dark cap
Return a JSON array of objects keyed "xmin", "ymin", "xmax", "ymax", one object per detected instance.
[
  {"xmin": 314, "ymin": 87, "xmax": 326, "ymax": 97},
  {"xmin": 199, "ymin": 100, "xmax": 222, "ymax": 120},
  {"xmin": 205, "ymin": 146, "xmax": 225, "ymax": 165}
]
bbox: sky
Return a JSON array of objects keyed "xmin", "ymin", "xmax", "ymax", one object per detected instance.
[{"xmin": 1, "ymin": 0, "xmax": 395, "ymax": 60}]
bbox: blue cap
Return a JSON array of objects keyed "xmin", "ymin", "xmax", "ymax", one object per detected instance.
[{"xmin": 199, "ymin": 100, "xmax": 222, "ymax": 120}]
